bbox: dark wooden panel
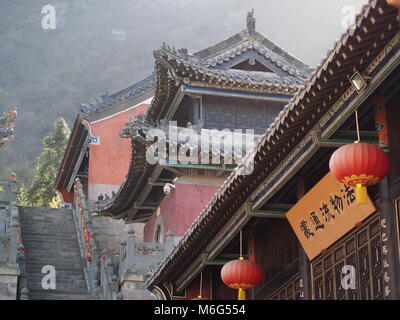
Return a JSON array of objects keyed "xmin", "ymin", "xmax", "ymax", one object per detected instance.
[
  {"xmin": 387, "ymin": 90, "xmax": 400, "ymax": 182},
  {"xmin": 255, "ymin": 219, "xmax": 299, "ymax": 285}
]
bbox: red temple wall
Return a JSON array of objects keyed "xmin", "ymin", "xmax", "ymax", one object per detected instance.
[
  {"xmin": 144, "ymin": 181, "xmax": 222, "ymax": 243},
  {"xmin": 87, "ymin": 103, "xmax": 149, "ymax": 202}
]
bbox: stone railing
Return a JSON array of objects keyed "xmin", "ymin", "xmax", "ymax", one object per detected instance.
[
  {"xmin": 99, "ymin": 249, "xmax": 121, "ymax": 300},
  {"xmin": 0, "ymin": 176, "xmax": 27, "ymax": 300},
  {"xmin": 99, "ymin": 229, "xmax": 165, "ymax": 300},
  {"xmin": 119, "ymin": 229, "xmax": 165, "ymax": 280},
  {"xmin": 73, "ymin": 178, "xmax": 100, "ymax": 294}
]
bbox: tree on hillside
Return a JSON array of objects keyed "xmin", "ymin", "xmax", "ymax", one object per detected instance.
[{"xmin": 19, "ymin": 117, "xmax": 70, "ymax": 207}]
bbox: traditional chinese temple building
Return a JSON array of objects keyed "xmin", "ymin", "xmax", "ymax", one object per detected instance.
[
  {"xmin": 145, "ymin": 0, "xmax": 400, "ymax": 300},
  {"xmin": 89, "ymin": 11, "xmax": 313, "ymax": 299},
  {"xmin": 54, "ymin": 75, "xmax": 155, "ymax": 259},
  {"xmin": 55, "ymin": 75, "xmax": 155, "ymax": 209}
]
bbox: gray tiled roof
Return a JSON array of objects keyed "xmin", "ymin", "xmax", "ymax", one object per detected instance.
[
  {"xmin": 79, "ymin": 74, "xmax": 155, "ymax": 115},
  {"xmin": 154, "ymin": 31, "xmax": 312, "ymax": 92}
]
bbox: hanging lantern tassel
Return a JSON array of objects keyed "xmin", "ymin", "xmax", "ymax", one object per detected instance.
[
  {"xmin": 329, "ymin": 142, "xmax": 390, "ymax": 205},
  {"xmin": 356, "ymin": 183, "xmax": 368, "ymax": 204},
  {"xmin": 238, "ymin": 288, "xmax": 246, "ymax": 300}
]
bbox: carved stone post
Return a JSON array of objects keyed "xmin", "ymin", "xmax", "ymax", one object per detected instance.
[
  {"xmin": 126, "ymin": 228, "xmax": 137, "ymax": 273},
  {"xmin": 118, "ymin": 240, "xmax": 127, "ymax": 279},
  {"xmin": 16, "ymin": 244, "xmax": 27, "ymax": 292},
  {"xmin": 111, "ymin": 274, "xmax": 118, "ymax": 300},
  {"xmin": 8, "ymin": 214, "xmax": 19, "ymax": 264}
]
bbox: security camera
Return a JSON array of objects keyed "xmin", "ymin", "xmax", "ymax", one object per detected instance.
[{"xmin": 163, "ymin": 183, "xmax": 175, "ymax": 195}]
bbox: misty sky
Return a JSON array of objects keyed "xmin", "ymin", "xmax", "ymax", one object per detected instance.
[
  {"xmin": 97, "ymin": 0, "xmax": 369, "ymax": 89},
  {"xmin": 53, "ymin": 0, "xmax": 369, "ymax": 92}
]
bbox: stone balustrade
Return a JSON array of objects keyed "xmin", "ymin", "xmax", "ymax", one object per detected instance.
[
  {"xmin": 98, "ymin": 228, "xmax": 165, "ymax": 300},
  {"xmin": 73, "ymin": 178, "xmax": 100, "ymax": 293},
  {"xmin": 0, "ymin": 177, "xmax": 25, "ymax": 300}
]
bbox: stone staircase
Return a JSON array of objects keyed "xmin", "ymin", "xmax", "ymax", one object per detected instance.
[{"xmin": 19, "ymin": 207, "xmax": 97, "ymax": 300}]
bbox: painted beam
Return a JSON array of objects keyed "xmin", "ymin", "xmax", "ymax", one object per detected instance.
[
  {"xmin": 246, "ymin": 203, "xmax": 291, "ymax": 218},
  {"xmin": 148, "ymin": 178, "xmax": 166, "ymax": 187},
  {"xmin": 184, "ymin": 86, "xmax": 292, "ymax": 102},
  {"xmin": 311, "ymin": 130, "xmax": 383, "ymax": 148},
  {"xmin": 201, "ymin": 253, "xmax": 249, "ymax": 266},
  {"xmin": 161, "ymin": 162, "xmax": 236, "ymax": 171},
  {"xmin": 247, "ymin": 210, "xmax": 287, "ymax": 218}
]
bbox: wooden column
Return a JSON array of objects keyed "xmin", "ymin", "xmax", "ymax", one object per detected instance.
[
  {"xmin": 378, "ymin": 178, "xmax": 400, "ymax": 300},
  {"xmin": 296, "ymin": 176, "xmax": 311, "ymax": 300},
  {"xmin": 247, "ymin": 230, "xmax": 256, "ymax": 300},
  {"xmin": 374, "ymin": 95, "xmax": 400, "ymax": 299},
  {"xmin": 298, "ymin": 247, "xmax": 311, "ymax": 300}
]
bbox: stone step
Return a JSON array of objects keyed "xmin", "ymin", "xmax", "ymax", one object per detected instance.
[
  {"xmin": 20, "ymin": 225, "xmax": 77, "ymax": 232},
  {"xmin": 23, "ymin": 246, "xmax": 82, "ymax": 254},
  {"xmin": 26, "ymin": 267, "xmax": 85, "ymax": 277},
  {"xmin": 21, "ymin": 232, "xmax": 78, "ymax": 238},
  {"xmin": 23, "ymin": 250, "xmax": 82, "ymax": 258},
  {"xmin": 20, "ymin": 213, "xmax": 75, "ymax": 218},
  {"xmin": 23, "ymin": 260, "xmax": 84, "ymax": 270},
  {"xmin": 23, "ymin": 253, "xmax": 83, "ymax": 261},
  {"xmin": 23, "ymin": 245, "xmax": 80, "ymax": 251},
  {"xmin": 19, "ymin": 207, "xmax": 93, "ymax": 300},
  {"xmin": 27, "ymin": 278, "xmax": 87, "ymax": 291},
  {"xmin": 20, "ymin": 218, "xmax": 75, "ymax": 224},
  {"xmin": 24, "ymin": 256, "xmax": 82, "ymax": 262},
  {"xmin": 20, "ymin": 214, "xmax": 75, "ymax": 220},
  {"xmin": 24, "ymin": 251, "xmax": 83, "ymax": 259},
  {"xmin": 25, "ymin": 259, "xmax": 84, "ymax": 267},
  {"xmin": 28, "ymin": 289, "xmax": 98, "ymax": 301}
]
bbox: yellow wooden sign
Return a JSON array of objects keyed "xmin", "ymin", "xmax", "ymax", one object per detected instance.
[{"xmin": 286, "ymin": 172, "xmax": 377, "ymax": 260}]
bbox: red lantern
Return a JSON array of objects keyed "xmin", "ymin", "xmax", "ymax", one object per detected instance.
[
  {"xmin": 221, "ymin": 257, "xmax": 264, "ymax": 300},
  {"xmin": 387, "ymin": 0, "xmax": 400, "ymax": 9},
  {"xmin": 329, "ymin": 142, "xmax": 390, "ymax": 204}
]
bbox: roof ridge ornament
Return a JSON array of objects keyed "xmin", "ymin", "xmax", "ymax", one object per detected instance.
[{"xmin": 247, "ymin": 9, "xmax": 256, "ymax": 36}]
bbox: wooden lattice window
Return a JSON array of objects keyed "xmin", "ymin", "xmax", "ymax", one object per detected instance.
[
  {"xmin": 266, "ymin": 275, "xmax": 301, "ymax": 300},
  {"xmin": 311, "ymin": 213, "xmax": 383, "ymax": 300}
]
